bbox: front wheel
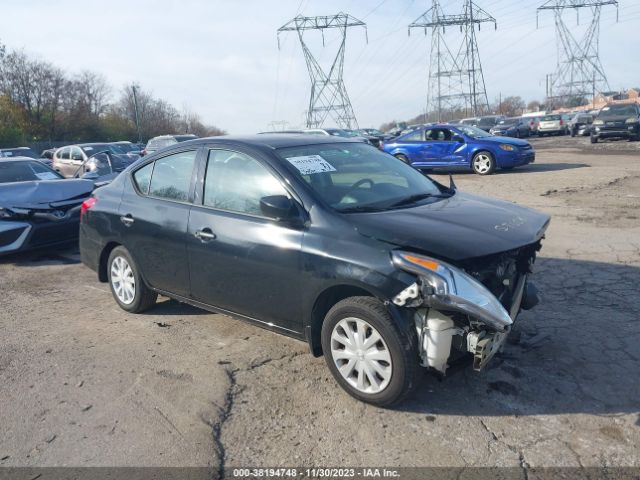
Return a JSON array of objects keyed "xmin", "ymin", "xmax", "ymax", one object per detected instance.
[
  {"xmin": 471, "ymin": 152, "xmax": 496, "ymax": 175},
  {"xmin": 590, "ymin": 135, "xmax": 598, "ymax": 144},
  {"xmin": 107, "ymin": 246, "xmax": 157, "ymax": 313},
  {"xmin": 321, "ymin": 297, "xmax": 419, "ymax": 407}
]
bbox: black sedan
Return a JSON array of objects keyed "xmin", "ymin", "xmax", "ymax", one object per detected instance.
[
  {"xmin": 0, "ymin": 158, "xmax": 94, "ymax": 255},
  {"xmin": 80, "ymin": 135, "xmax": 549, "ymax": 406}
]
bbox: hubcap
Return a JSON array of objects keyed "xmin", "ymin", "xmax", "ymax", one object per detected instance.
[
  {"xmin": 330, "ymin": 317, "xmax": 392, "ymax": 394},
  {"xmin": 474, "ymin": 154, "xmax": 492, "ymax": 174},
  {"xmin": 110, "ymin": 256, "xmax": 136, "ymax": 305}
]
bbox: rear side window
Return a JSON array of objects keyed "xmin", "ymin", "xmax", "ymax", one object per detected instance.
[
  {"xmin": 203, "ymin": 149, "xmax": 287, "ymax": 216},
  {"xmin": 148, "ymin": 151, "xmax": 197, "ymax": 201},
  {"xmin": 133, "ymin": 162, "xmax": 153, "ymax": 194}
]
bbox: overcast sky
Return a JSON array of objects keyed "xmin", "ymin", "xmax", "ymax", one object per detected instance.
[{"xmin": 2, "ymin": 0, "xmax": 638, "ymax": 133}]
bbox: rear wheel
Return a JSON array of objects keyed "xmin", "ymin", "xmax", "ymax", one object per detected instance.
[
  {"xmin": 590, "ymin": 135, "xmax": 598, "ymax": 144},
  {"xmin": 107, "ymin": 246, "xmax": 157, "ymax": 313},
  {"xmin": 471, "ymin": 151, "xmax": 496, "ymax": 175},
  {"xmin": 321, "ymin": 297, "xmax": 418, "ymax": 407},
  {"xmin": 394, "ymin": 153, "xmax": 410, "ymax": 165}
]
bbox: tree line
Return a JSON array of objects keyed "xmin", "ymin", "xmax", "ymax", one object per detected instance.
[{"xmin": 0, "ymin": 41, "xmax": 225, "ymax": 148}]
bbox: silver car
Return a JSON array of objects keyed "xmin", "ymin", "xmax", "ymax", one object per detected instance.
[{"xmin": 537, "ymin": 114, "xmax": 568, "ymax": 137}]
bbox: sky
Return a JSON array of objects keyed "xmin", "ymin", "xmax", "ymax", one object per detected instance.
[{"xmin": 1, "ymin": 0, "xmax": 639, "ymax": 134}]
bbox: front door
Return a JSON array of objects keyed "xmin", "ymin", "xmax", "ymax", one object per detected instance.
[
  {"xmin": 118, "ymin": 149, "xmax": 199, "ymax": 296},
  {"xmin": 424, "ymin": 128, "xmax": 466, "ymax": 165},
  {"xmin": 187, "ymin": 147, "xmax": 304, "ymax": 333}
]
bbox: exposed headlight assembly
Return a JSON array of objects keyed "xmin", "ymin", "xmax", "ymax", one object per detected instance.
[
  {"xmin": 593, "ymin": 119, "xmax": 604, "ymax": 125},
  {"xmin": 499, "ymin": 144, "xmax": 516, "ymax": 151},
  {"xmin": 625, "ymin": 117, "xmax": 639, "ymax": 124},
  {"xmin": 391, "ymin": 251, "xmax": 513, "ymax": 331}
]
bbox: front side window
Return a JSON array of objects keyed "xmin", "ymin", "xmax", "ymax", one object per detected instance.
[
  {"xmin": 277, "ymin": 143, "xmax": 445, "ymax": 212},
  {"xmin": 402, "ymin": 130, "xmax": 424, "ymax": 142},
  {"xmin": 59, "ymin": 147, "xmax": 70, "ymax": 160},
  {"xmin": 425, "ymin": 129, "xmax": 452, "ymax": 141},
  {"xmin": 146, "ymin": 150, "xmax": 196, "ymax": 201},
  {"xmin": 203, "ymin": 149, "xmax": 287, "ymax": 216}
]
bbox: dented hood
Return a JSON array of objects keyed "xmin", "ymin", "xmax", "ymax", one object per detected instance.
[
  {"xmin": 0, "ymin": 179, "xmax": 94, "ymax": 209},
  {"xmin": 351, "ymin": 192, "xmax": 550, "ymax": 261}
]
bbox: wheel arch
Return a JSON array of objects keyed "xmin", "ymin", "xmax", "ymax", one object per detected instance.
[
  {"xmin": 306, "ymin": 284, "xmax": 377, "ymax": 357},
  {"xmin": 305, "ymin": 282, "xmax": 416, "ymax": 357},
  {"xmin": 98, "ymin": 241, "xmax": 121, "ymax": 282}
]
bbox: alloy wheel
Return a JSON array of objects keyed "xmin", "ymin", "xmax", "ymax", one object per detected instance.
[
  {"xmin": 110, "ymin": 256, "xmax": 136, "ymax": 305},
  {"xmin": 473, "ymin": 154, "xmax": 492, "ymax": 174},
  {"xmin": 330, "ymin": 317, "xmax": 392, "ymax": 394}
]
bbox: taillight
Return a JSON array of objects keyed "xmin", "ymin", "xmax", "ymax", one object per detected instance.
[
  {"xmin": 80, "ymin": 197, "xmax": 97, "ymax": 222},
  {"xmin": 560, "ymin": 119, "xmax": 564, "ymax": 125},
  {"xmin": 379, "ymin": 141, "xmax": 385, "ymax": 150}
]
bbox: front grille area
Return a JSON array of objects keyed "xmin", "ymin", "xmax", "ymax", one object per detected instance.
[
  {"xmin": 0, "ymin": 226, "xmax": 27, "ymax": 247},
  {"xmin": 457, "ymin": 242, "xmax": 541, "ymax": 309},
  {"xmin": 29, "ymin": 223, "xmax": 78, "ymax": 247}
]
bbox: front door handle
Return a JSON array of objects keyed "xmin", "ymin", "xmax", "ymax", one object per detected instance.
[
  {"xmin": 120, "ymin": 214, "xmax": 135, "ymax": 226},
  {"xmin": 195, "ymin": 228, "xmax": 216, "ymax": 242}
]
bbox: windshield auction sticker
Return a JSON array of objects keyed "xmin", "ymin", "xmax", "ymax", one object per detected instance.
[{"xmin": 286, "ymin": 155, "xmax": 336, "ymax": 175}]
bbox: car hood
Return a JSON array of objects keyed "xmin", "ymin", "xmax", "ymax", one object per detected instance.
[
  {"xmin": 475, "ymin": 136, "xmax": 530, "ymax": 147},
  {"xmin": 349, "ymin": 192, "xmax": 550, "ymax": 261},
  {"xmin": 597, "ymin": 115, "xmax": 633, "ymax": 122},
  {"xmin": 0, "ymin": 179, "xmax": 94, "ymax": 209}
]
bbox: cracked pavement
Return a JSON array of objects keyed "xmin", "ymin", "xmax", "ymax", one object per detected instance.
[{"xmin": 0, "ymin": 135, "xmax": 638, "ymax": 469}]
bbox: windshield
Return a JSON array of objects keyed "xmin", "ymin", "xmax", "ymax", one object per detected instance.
[
  {"xmin": 1, "ymin": 148, "xmax": 39, "ymax": 159},
  {"xmin": 599, "ymin": 105, "xmax": 638, "ymax": 117},
  {"xmin": 147, "ymin": 138, "xmax": 178, "ymax": 151},
  {"xmin": 81, "ymin": 144, "xmax": 120, "ymax": 155},
  {"xmin": 276, "ymin": 143, "xmax": 447, "ymax": 213},
  {"xmin": 0, "ymin": 161, "xmax": 62, "ymax": 183},
  {"xmin": 456, "ymin": 125, "xmax": 492, "ymax": 138},
  {"xmin": 498, "ymin": 118, "xmax": 518, "ymax": 126}
]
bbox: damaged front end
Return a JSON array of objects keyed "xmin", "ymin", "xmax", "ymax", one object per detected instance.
[{"xmin": 391, "ymin": 243, "xmax": 543, "ymax": 375}]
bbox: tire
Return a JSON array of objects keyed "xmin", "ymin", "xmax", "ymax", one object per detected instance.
[
  {"xmin": 321, "ymin": 297, "xmax": 419, "ymax": 407},
  {"xmin": 394, "ymin": 153, "xmax": 410, "ymax": 165},
  {"xmin": 107, "ymin": 246, "xmax": 157, "ymax": 313},
  {"xmin": 590, "ymin": 135, "xmax": 598, "ymax": 144},
  {"xmin": 471, "ymin": 151, "xmax": 496, "ymax": 175}
]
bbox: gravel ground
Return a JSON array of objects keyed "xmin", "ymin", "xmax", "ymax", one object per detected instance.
[{"xmin": 0, "ymin": 135, "xmax": 638, "ymax": 473}]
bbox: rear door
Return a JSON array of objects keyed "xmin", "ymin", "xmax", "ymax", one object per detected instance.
[
  {"xmin": 118, "ymin": 148, "xmax": 200, "ymax": 296},
  {"xmin": 186, "ymin": 146, "xmax": 305, "ymax": 333}
]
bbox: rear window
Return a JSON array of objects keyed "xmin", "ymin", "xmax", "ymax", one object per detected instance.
[
  {"xmin": 541, "ymin": 115, "xmax": 560, "ymax": 121},
  {"xmin": 0, "ymin": 161, "xmax": 62, "ymax": 183}
]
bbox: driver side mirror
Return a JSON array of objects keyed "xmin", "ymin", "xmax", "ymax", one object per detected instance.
[
  {"xmin": 260, "ymin": 195, "xmax": 299, "ymax": 223},
  {"xmin": 452, "ymin": 135, "xmax": 465, "ymax": 143}
]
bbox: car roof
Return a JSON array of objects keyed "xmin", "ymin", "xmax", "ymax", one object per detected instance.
[
  {"xmin": 0, "ymin": 156, "xmax": 43, "ymax": 162},
  {"xmin": 158, "ymin": 134, "xmax": 361, "ymax": 151}
]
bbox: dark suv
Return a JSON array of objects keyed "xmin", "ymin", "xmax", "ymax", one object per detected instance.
[
  {"xmin": 591, "ymin": 103, "xmax": 640, "ymax": 143},
  {"xmin": 79, "ymin": 135, "xmax": 549, "ymax": 406}
]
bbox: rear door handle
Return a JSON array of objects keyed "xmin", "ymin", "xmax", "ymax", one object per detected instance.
[
  {"xmin": 195, "ymin": 228, "xmax": 216, "ymax": 242},
  {"xmin": 120, "ymin": 214, "xmax": 135, "ymax": 226}
]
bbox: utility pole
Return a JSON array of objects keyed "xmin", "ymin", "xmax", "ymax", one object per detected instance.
[
  {"xmin": 131, "ymin": 83, "xmax": 142, "ymax": 143},
  {"xmin": 277, "ymin": 13, "xmax": 367, "ymax": 129},
  {"xmin": 538, "ymin": 0, "xmax": 618, "ymax": 107},
  {"xmin": 409, "ymin": 0, "xmax": 496, "ymax": 120}
]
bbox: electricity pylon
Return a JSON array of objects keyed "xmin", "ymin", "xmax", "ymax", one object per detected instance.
[
  {"xmin": 537, "ymin": 0, "xmax": 619, "ymax": 107},
  {"xmin": 278, "ymin": 13, "xmax": 366, "ymax": 129},
  {"xmin": 410, "ymin": 0, "xmax": 496, "ymax": 121}
]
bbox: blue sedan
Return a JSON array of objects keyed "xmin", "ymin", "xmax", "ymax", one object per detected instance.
[{"xmin": 382, "ymin": 124, "xmax": 535, "ymax": 175}]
